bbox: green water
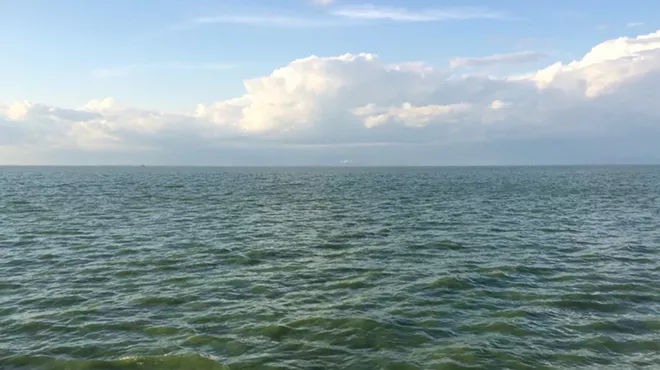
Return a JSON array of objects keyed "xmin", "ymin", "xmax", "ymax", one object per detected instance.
[{"xmin": 1, "ymin": 166, "xmax": 659, "ymax": 369}]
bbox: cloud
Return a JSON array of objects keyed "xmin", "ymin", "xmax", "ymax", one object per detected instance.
[
  {"xmin": 3, "ymin": 30, "xmax": 660, "ymax": 164},
  {"xmin": 331, "ymin": 5, "xmax": 508, "ymax": 22},
  {"xmin": 450, "ymin": 51, "xmax": 545, "ymax": 68},
  {"xmin": 352, "ymin": 103, "xmax": 473, "ymax": 128},
  {"xmin": 531, "ymin": 31, "xmax": 660, "ymax": 97},
  {"xmin": 490, "ymin": 100, "xmax": 508, "ymax": 110},
  {"xmin": 193, "ymin": 15, "xmax": 340, "ymax": 27},
  {"xmin": 92, "ymin": 62, "xmax": 237, "ymax": 78},
  {"xmin": 194, "ymin": 5, "xmax": 509, "ymax": 28},
  {"xmin": 628, "ymin": 22, "xmax": 644, "ymax": 28},
  {"xmin": 4, "ymin": 101, "xmax": 100, "ymax": 122},
  {"xmin": 312, "ymin": 0, "xmax": 335, "ymax": 6}
]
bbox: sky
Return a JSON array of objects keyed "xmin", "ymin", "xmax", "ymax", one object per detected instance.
[{"xmin": 1, "ymin": 0, "xmax": 660, "ymax": 165}]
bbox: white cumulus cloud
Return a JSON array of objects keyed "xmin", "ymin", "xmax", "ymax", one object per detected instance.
[
  {"xmin": 352, "ymin": 102, "xmax": 473, "ymax": 128},
  {"xmin": 3, "ymin": 30, "xmax": 660, "ymax": 164},
  {"xmin": 531, "ymin": 30, "xmax": 660, "ymax": 97}
]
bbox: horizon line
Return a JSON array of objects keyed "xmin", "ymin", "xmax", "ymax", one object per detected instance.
[{"xmin": 1, "ymin": 164, "xmax": 659, "ymax": 168}]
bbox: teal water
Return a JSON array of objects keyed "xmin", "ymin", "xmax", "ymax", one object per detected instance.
[{"xmin": 1, "ymin": 166, "xmax": 659, "ymax": 370}]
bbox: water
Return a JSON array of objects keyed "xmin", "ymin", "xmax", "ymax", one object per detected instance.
[{"xmin": 1, "ymin": 166, "xmax": 659, "ymax": 370}]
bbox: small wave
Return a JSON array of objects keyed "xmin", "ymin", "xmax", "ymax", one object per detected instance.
[
  {"xmin": 133, "ymin": 296, "xmax": 188, "ymax": 307},
  {"xmin": 415, "ymin": 240, "xmax": 466, "ymax": 250},
  {"xmin": 477, "ymin": 265, "xmax": 556, "ymax": 276},
  {"xmin": 568, "ymin": 319, "xmax": 660, "ymax": 334},
  {"xmin": 115, "ymin": 269, "xmax": 143, "ymax": 277},
  {"xmin": 145, "ymin": 326, "xmax": 185, "ymax": 337},
  {"xmin": 428, "ymin": 276, "xmax": 475, "ymax": 290},
  {"xmin": 457, "ymin": 321, "xmax": 535, "ymax": 337},
  {"xmin": 222, "ymin": 255, "xmax": 261, "ymax": 266},
  {"xmin": 544, "ymin": 299, "xmax": 623, "ymax": 313},
  {"xmin": 237, "ymin": 323, "xmax": 300, "ymax": 341},
  {"xmin": 0, "ymin": 354, "xmax": 229, "ymax": 370},
  {"xmin": 163, "ymin": 276, "xmax": 195, "ymax": 284},
  {"xmin": 79, "ymin": 320, "xmax": 150, "ymax": 333},
  {"xmin": 490, "ymin": 309, "xmax": 530, "ymax": 318},
  {"xmin": 558, "ymin": 335, "xmax": 660, "ymax": 354},
  {"xmin": 0, "ymin": 281, "xmax": 21, "ymax": 290},
  {"xmin": 315, "ymin": 242, "xmax": 351, "ymax": 250},
  {"xmin": 33, "ymin": 295, "xmax": 88, "ymax": 308},
  {"xmin": 182, "ymin": 334, "xmax": 230, "ymax": 347},
  {"xmin": 324, "ymin": 278, "xmax": 372, "ymax": 290},
  {"xmin": 182, "ymin": 335, "xmax": 249, "ymax": 356},
  {"xmin": 539, "ymin": 227, "xmax": 579, "ymax": 233}
]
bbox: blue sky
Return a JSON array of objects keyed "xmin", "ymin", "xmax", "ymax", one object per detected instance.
[
  {"xmin": 1, "ymin": 0, "xmax": 660, "ymax": 164},
  {"xmin": 1, "ymin": 0, "xmax": 656, "ymax": 110}
]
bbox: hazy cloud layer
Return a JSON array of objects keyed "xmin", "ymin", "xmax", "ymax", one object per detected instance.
[
  {"xmin": 312, "ymin": 0, "xmax": 335, "ymax": 6},
  {"xmin": 2, "ymin": 30, "xmax": 660, "ymax": 164},
  {"xmin": 331, "ymin": 5, "xmax": 507, "ymax": 22},
  {"xmin": 193, "ymin": 15, "xmax": 342, "ymax": 27},
  {"xmin": 194, "ymin": 5, "xmax": 509, "ymax": 27},
  {"xmin": 450, "ymin": 51, "xmax": 545, "ymax": 68}
]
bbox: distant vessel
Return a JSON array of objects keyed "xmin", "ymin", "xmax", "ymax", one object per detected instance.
[{"xmin": 340, "ymin": 160, "xmax": 352, "ymax": 165}]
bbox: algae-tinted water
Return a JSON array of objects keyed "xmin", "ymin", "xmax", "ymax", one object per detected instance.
[{"xmin": 1, "ymin": 166, "xmax": 659, "ymax": 369}]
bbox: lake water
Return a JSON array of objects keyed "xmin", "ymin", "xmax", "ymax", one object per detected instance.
[{"xmin": 1, "ymin": 166, "xmax": 659, "ymax": 369}]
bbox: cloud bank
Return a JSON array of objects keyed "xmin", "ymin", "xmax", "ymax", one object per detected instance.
[{"xmin": 2, "ymin": 30, "xmax": 660, "ymax": 165}]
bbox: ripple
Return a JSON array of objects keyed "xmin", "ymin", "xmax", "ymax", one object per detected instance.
[
  {"xmin": 427, "ymin": 276, "xmax": 475, "ymax": 290},
  {"xmin": 134, "ymin": 296, "xmax": 189, "ymax": 307},
  {"xmin": 544, "ymin": 299, "xmax": 625, "ymax": 313},
  {"xmin": 0, "ymin": 354, "xmax": 229, "ymax": 370}
]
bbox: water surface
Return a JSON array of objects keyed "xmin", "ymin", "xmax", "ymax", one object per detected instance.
[{"xmin": 1, "ymin": 166, "xmax": 659, "ymax": 369}]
